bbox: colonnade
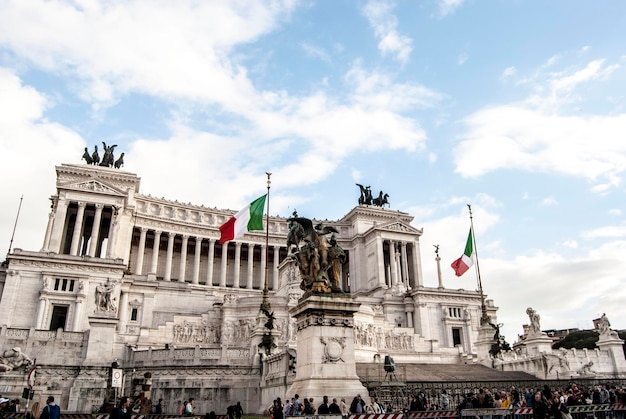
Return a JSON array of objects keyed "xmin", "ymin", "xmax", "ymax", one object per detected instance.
[
  {"xmin": 131, "ymin": 227, "xmax": 284, "ymax": 290},
  {"xmin": 382, "ymin": 238, "xmax": 422, "ymax": 290},
  {"xmin": 43, "ymin": 200, "xmax": 116, "ymax": 258}
]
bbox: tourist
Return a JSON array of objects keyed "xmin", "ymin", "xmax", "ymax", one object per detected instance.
[
  {"xmin": 532, "ymin": 392, "xmax": 549, "ymax": 419},
  {"xmin": 339, "ymin": 398, "xmax": 348, "ymax": 418},
  {"xmin": 303, "ymin": 398, "xmax": 315, "ymax": 415},
  {"xmin": 272, "ymin": 399, "xmax": 284, "ymax": 419},
  {"xmin": 318, "ymin": 396, "xmax": 330, "ymax": 414},
  {"xmin": 40, "ymin": 396, "xmax": 61, "ymax": 419},
  {"xmin": 350, "ymin": 395, "xmax": 365, "ymax": 414},
  {"xmin": 186, "ymin": 398, "xmax": 195, "ymax": 416},
  {"xmin": 283, "ymin": 398, "xmax": 293, "ymax": 417},
  {"xmin": 0, "ymin": 398, "xmax": 9, "ymax": 412},
  {"xmin": 180, "ymin": 401, "xmax": 188, "ymax": 416},
  {"xmin": 365, "ymin": 398, "xmax": 381, "ymax": 414},
  {"xmin": 329, "ymin": 398, "xmax": 341, "ymax": 415},
  {"xmin": 26, "ymin": 402, "xmax": 41, "ymax": 419},
  {"xmin": 110, "ymin": 397, "xmax": 131, "ymax": 419},
  {"xmin": 155, "ymin": 398, "xmax": 163, "ymax": 414},
  {"xmin": 441, "ymin": 390, "xmax": 450, "ymax": 410},
  {"xmin": 234, "ymin": 401, "xmax": 243, "ymax": 419},
  {"xmin": 550, "ymin": 394, "xmax": 569, "ymax": 419},
  {"xmin": 292, "ymin": 394, "xmax": 302, "ymax": 415}
]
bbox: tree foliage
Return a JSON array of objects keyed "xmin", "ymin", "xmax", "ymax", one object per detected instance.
[{"xmin": 552, "ymin": 330, "xmax": 626, "ymax": 357}]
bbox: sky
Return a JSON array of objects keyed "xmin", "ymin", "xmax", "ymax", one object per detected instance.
[{"xmin": 1, "ymin": 0, "xmax": 626, "ymax": 346}]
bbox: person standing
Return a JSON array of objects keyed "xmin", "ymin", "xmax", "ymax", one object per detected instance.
[
  {"xmin": 40, "ymin": 396, "xmax": 61, "ymax": 419},
  {"xmin": 110, "ymin": 397, "xmax": 131, "ymax": 419},
  {"xmin": 155, "ymin": 398, "xmax": 163, "ymax": 414},
  {"xmin": 329, "ymin": 398, "xmax": 341, "ymax": 415},
  {"xmin": 186, "ymin": 398, "xmax": 195, "ymax": 416},
  {"xmin": 339, "ymin": 398, "xmax": 348, "ymax": 418},
  {"xmin": 318, "ymin": 396, "xmax": 330, "ymax": 414},
  {"xmin": 234, "ymin": 401, "xmax": 243, "ymax": 419}
]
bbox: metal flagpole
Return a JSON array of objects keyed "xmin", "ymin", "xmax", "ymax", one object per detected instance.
[
  {"xmin": 3, "ymin": 195, "xmax": 23, "ymax": 266},
  {"xmin": 467, "ymin": 204, "xmax": 490, "ymax": 325},
  {"xmin": 261, "ymin": 172, "xmax": 271, "ymax": 312}
]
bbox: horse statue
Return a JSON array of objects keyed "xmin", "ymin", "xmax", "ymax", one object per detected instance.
[
  {"xmin": 114, "ymin": 152, "xmax": 125, "ymax": 169},
  {"xmin": 91, "ymin": 145, "xmax": 100, "ymax": 165},
  {"xmin": 373, "ymin": 191, "xmax": 389, "ymax": 207},
  {"xmin": 82, "ymin": 147, "xmax": 93, "ymax": 164},
  {"xmin": 356, "ymin": 183, "xmax": 373, "ymax": 205}
]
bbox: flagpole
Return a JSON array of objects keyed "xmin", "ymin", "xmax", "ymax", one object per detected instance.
[
  {"xmin": 261, "ymin": 172, "xmax": 271, "ymax": 312},
  {"xmin": 467, "ymin": 204, "xmax": 490, "ymax": 325}
]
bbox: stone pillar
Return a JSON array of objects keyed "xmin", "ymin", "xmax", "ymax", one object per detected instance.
[
  {"xmin": 259, "ymin": 245, "xmax": 267, "ymax": 290},
  {"xmin": 404, "ymin": 297, "xmax": 414, "ymax": 328},
  {"xmin": 286, "ymin": 295, "xmax": 368, "ymax": 406},
  {"xmin": 88, "ymin": 204, "xmax": 104, "ymax": 257},
  {"xmin": 135, "ymin": 227, "xmax": 147, "ymax": 275},
  {"xmin": 273, "ymin": 246, "xmax": 280, "ymax": 290},
  {"xmin": 36, "ymin": 296, "xmax": 47, "ymax": 329},
  {"xmin": 233, "ymin": 242, "xmax": 242, "ymax": 288},
  {"xmin": 389, "ymin": 241, "xmax": 398, "ymax": 287},
  {"xmin": 192, "ymin": 237, "xmax": 202, "ymax": 285},
  {"xmin": 70, "ymin": 202, "xmax": 87, "ymax": 256},
  {"xmin": 246, "ymin": 244, "xmax": 255, "ymax": 289},
  {"xmin": 105, "ymin": 207, "xmax": 119, "ymax": 258},
  {"xmin": 118, "ymin": 292, "xmax": 129, "ymax": 334},
  {"xmin": 42, "ymin": 211, "xmax": 55, "ymax": 251},
  {"xmin": 220, "ymin": 242, "xmax": 228, "ymax": 287},
  {"xmin": 48, "ymin": 199, "xmax": 69, "ymax": 253},
  {"xmin": 206, "ymin": 238, "xmax": 215, "ymax": 286},
  {"xmin": 400, "ymin": 241, "xmax": 409, "ymax": 289},
  {"xmin": 179, "ymin": 235, "xmax": 189, "ymax": 282},
  {"xmin": 164, "ymin": 232, "xmax": 175, "ymax": 281},
  {"xmin": 73, "ymin": 299, "xmax": 84, "ymax": 331},
  {"xmin": 376, "ymin": 235, "xmax": 386, "ymax": 288},
  {"xmin": 412, "ymin": 239, "xmax": 424, "ymax": 289},
  {"xmin": 150, "ymin": 230, "xmax": 162, "ymax": 274}
]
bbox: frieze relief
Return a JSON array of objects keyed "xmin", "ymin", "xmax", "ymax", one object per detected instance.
[
  {"xmin": 173, "ymin": 321, "xmax": 221, "ymax": 344},
  {"xmin": 65, "ymin": 180, "xmax": 124, "ymax": 195},
  {"xmin": 354, "ymin": 321, "xmax": 414, "ymax": 351},
  {"xmin": 11, "ymin": 259, "xmax": 124, "ymax": 273}
]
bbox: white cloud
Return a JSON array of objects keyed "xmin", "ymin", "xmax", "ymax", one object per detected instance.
[
  {"xmin": 455, "ymin": 59, "xmax": 626, "ymax": 191},
  {"xmin": 539, "ymin": 196, "xmax": 557, "ymax": 207},
  {"xmin": 457, "ymin": 52, "xmax": 469, "ymax": 65},
  {"xmin": 301, "ymin": 42, "xmax": 331, "ymax": 63},
  {"xmin": 608, "ymin": 209, "xmax": 622, "ymax": 216},
  {"xmin": 0, "ymin": 67, "xmax": 85, "ymax": 251},
  {"xmin": 362, "ymin": 0, "xmax": 413, "ymax": 64},
  {"xmin": 437, "ymin": 0, "xmax": 465, "ymax": 17},
  {"xmin": 562, "ymin": 240, "xmax": 578, "ymax": 249},
  {"xmin": 500, "ymin": 66, "xmax": 517, "ymax": 81},
  {"xmin": 581, "ymin": 225, "xmax": 626, "ymax": 239}
]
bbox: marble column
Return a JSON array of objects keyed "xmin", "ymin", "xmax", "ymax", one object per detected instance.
[
  {"xmin": 105, "ymin": 208, "xmax": 119, "ymax": 258},
  {"xmin": 259, "ymin": 245, "xmax": 267, "ymax": 290},
  {"xmin": 401, "ymin": 241, "xmax": 409, "ymax": 289},
  {"xmin": 179, "ymin": 235, "xmax": 189, "ymax": 282},
  {"xmin": 36, "ymin": 296, "xmax": 47, "ymax": 329},
  {"xmin": 206, "ymin": 238, "xmax": 215, "ymax": 286},
  {"xmin": 412, "ymin": 239, "xmax": 424, "ymax": 289},
  {"xmin": 246, "ymin": 243, "xmax": 255, "ymax": 289},
  {"xmin": 220, "ymin": 242, "xmax": 228, "ymax": 287},
  {"xmin": 73, "ymin": 299, "xmax": 83, "ymax": 331},
  {"xmin": 118, "ymin": 292, "xmax": 129, "ymax": 334},
  {"xmin": 135, "ymin": 227, "xmax": 147, "ymax": 275},
  {"xmin": 389, "ymin": 240, "xmax": 399, "ymax": 287},
  {"xmin": 70, "ymin": 202, "xmax": 87, "ymax": 256},
  {"xmin": 164, "ymin": 232, "xmax": 175, "ymax": 281},
  {"xmin": 192, "ymin": 237, "xmax": 202, "ymax": 285},
  {"xmin": 273, "ymin": 245, "xmax": 280, "ymax": 290},
  {"xmin": 150, "ymin": 230, "xmax": 162, "ymax": 274},
  {"xmin": 88, "ymin": 204, "xmax": 104, "ymax": 257},
  {"xmin": 233, "ymin": 242, "xmax": 242, "ymax": 288},
  {"xmin": 48, "ymin": 199, "xmax": 69, "ymax": 253}
]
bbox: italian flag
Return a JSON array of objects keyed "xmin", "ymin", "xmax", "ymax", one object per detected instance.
[
  {"xmin": 451, "ymin": 228, "xmax": 474, "ymax": 277},
  {"xmin": 219, "ymin": 194, "xmax": 267, "ymax": 244}
]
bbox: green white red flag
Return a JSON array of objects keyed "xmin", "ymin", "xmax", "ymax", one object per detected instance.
[
  {"xmin": 451, "ymin": 228, "xmax": 474, "ymax": 277},
  {"xmin": 219, "ymin": 194, "xmax": 267, "ymax": 244}
]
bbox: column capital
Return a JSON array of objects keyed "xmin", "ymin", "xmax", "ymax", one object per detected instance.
[
  {"xmin": 168, "ymin": 231, "xmax": 176, "ymax": 238},
  {"xmin": 182, "ymin": 234, "xmax": 190, "ymax": 240},
  {"xmin": 154, "ymin": 230, "xmax": 162, "ymax": 236},
  {"xmin": 140, "ymin": 227, "xmax": 148, "ymax": 233},
  {"xmin": 77, "ymin": 201, "xmax": 87, "ymax": 208},
  {"xmin": 94, "ymin": 203, "xmax": 104, "ymax": 209}
]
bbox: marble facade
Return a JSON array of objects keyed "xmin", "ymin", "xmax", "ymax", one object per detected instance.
[{"xmin": 0, "ymin": 163, "xmax": 498, "ymax": 414}]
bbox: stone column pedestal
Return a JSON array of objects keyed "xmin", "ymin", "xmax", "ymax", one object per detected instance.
[
  {"xmin": 286, "ymin": 294, "xmax": 368, "ymax": 403},
  {"xmin": 521, "ymin": 333, "xmax": 553, "ymax": 355}
]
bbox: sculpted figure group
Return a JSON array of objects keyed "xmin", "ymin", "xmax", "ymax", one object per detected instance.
[
  {"xmin": 287, "ymin": 212, "xmax": 346, "ymax": 294},
  {"xmin": 356, "ymin": 184, "xmax": 389, "ymax": 207},
  {"xmin": 82, "ymin": 142, "xmax": 125, "ymax": 168}
]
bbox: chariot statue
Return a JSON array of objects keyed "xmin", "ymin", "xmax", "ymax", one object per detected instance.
[{"xmin": 287, "ymin": 216, "xmax": 345, "ymax": 294}]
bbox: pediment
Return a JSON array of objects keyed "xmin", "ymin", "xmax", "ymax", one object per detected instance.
[
  {"xmin": 60, "ymin": 179, "xmax": 126, "ymax": 196},
  {"xmin": 377, "ymin": 221, "xmax": 423, "ymax": 235}
]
